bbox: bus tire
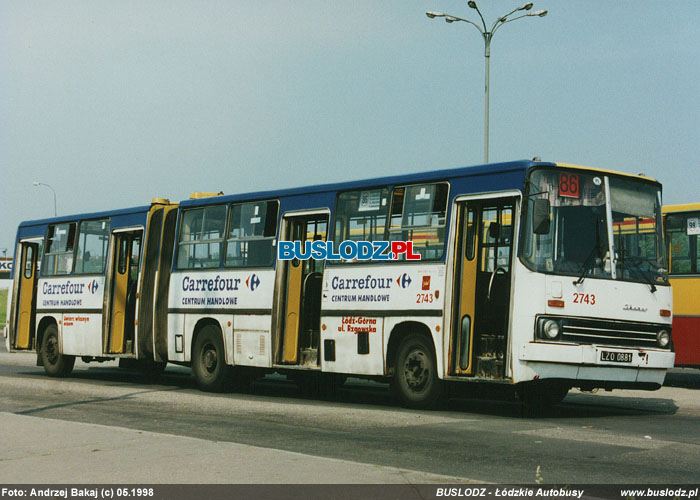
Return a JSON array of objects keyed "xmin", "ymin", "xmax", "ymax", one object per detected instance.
[
  {"xmin": 391, "ymin": 334, "xmax": 443, "ymax": 409},
  {"xmin": 40, "ymin": 325, "xmax": 75, "ymax": 377},
  {"xmin": 192, "ymin": 325, "xmax": 231, "ymax": 392}
]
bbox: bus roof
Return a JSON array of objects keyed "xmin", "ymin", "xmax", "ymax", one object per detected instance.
[
  {"xmin": 663, "ymin": 203, "xmax": 700, "ymax": 214},
  {"xmin": 17, "ymin": 204, "xmax": 153, "ymax": 230},
  {"xmin": 180, "ymin": 159, "xmax": 661, "ymax": 208},
  {"xmin": 553, "ymin": 162, "xmax": 659, "ymax": 183},
  {"xmin": 14, "ymin": 160, "xmax": 660, "ymax": 230},
  {"xmin": 179, "ymin": 159, "xmax": 539, "ymax": 208}
]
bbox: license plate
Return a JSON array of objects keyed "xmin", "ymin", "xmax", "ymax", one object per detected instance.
[{"xmin": 600, "ymin": 350, "xmax": 633, "ymax": 363}]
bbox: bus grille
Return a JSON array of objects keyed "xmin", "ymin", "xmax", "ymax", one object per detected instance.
[{"xmin": 559, "ymin": 318, "xmax": 664, "ymax": 349}]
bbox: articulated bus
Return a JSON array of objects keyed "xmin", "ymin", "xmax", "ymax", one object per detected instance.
[
  {"xmin": 6, "ymin": 160, "xmax": 675, "ymax": 408},
  {"xmin": 663, "ymin": 203, "xmax": 700, "ymax": 367}
]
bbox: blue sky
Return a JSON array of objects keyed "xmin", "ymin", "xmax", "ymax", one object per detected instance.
[{"xmin": 1, "ymin": 0, "xmax": 698, "ymax": 253}]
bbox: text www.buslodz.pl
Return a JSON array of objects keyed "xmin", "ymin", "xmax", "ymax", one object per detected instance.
[{"xmin": 277, "ymin": 241, "xmax": 421, "ymax": 261}]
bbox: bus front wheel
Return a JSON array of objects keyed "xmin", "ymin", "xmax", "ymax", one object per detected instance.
[
  {"xmin": 40, "ymin": 325, "xmax": 75, "ymax": 377},
  {"xmin": 192, "ymin": 325, "xmax": 231, "ymax": 392},
  {"xmin": 391, "ymin": 334, "xmax": 443, "ymax": 409}
]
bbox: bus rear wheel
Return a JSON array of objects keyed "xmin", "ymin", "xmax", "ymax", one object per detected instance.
[
  {"xmin": 391, "ymin": 334, "xmax": 443, "ymax": 409},
  {"xmin": 192, "ymin": 325, "xmax": 231, "ymax": 392},
  {"xmin": 40, "ymin": 325, "xmax": 75, "ymax": 377}
]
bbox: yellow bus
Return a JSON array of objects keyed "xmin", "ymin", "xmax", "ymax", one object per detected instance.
[{"xmin": 664, "ymin": 203, "xmax": 700, "ymax": 367}]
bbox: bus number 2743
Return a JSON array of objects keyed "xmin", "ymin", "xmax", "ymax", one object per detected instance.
[
  {"xmin": 573, "ymin": 293, "xmax": 596, "ymax": 305},
  {"xmin": 416, "ymin": 293, "xmax": 434, "ymax": 304}
]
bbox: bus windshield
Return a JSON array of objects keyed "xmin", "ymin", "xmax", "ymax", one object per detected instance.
[{"xmin": 521, "ymin": 168, "xmax": 667, "ymax": 285}]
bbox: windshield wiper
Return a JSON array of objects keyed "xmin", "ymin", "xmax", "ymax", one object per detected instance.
[
  {"xmin": 573, "ymin": 244, "xmax": 601, "ymax": 286},
  {"xmin": 573, "ymin": 220, "xmax": 603, "ymax": 286},
  {"xmin": 620, "ymin": 255, "xmax": 658, "ymax": 293}
]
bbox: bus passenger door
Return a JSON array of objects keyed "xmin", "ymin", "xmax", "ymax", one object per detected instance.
[
  {"xmin": 278, "ymin": 214, "xmax": 328, "ymax": 366},
  {"xmin": 13, "ymin": 241, "xmax": 40, "ymax": 350},
  {"xmin": 451, "ymin": 198, "xmax": 515, "ymax": 378},
  {"xmin": 107, "ymin": 230, "xmax": 142, "ymax": 355}
]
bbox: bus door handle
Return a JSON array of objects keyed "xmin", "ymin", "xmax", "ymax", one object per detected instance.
[{"xmin": 487, "ymin": 267, "xmax": 507, "ymax": 301}]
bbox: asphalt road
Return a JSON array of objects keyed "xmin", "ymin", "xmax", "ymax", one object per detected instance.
[{"xmin": 1, "ymin": 343, "xmax": 699, "ymax": 484}]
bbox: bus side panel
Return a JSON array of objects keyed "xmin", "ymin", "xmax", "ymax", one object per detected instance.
[
  {"xmin": 669, "ymin": 277, "xmax": 700, "ymax": 366},
  {"xmin": 320, "ymin": 316, "xmax": 384, "ymax": 375},
  {"xmin": 672, "ymin": 316, "xmax": 700, "ymax": 366},
  {"xmin": 167, "ymin": 313, "xmax": 186, "ymax": 363},
  {"xmin": 321, "ymin": 264, "xmax": 446, "ymax": 376},
  {"xmin": 61, "ymin": 313, "xmax": 103, "ymax": 355},
  {"xmin": 233, "ymin": 314, "xmax": 272, "ymax": 368},
  {"xmin": 167, "ymin": 269, "xmax": 276, "ymax": 364},
  {"xmin": 36, "ymin": 276, "xmax": 106, "ymax": 357}
]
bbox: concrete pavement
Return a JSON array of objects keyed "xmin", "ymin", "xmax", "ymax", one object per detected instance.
[{"xmin": 0, "ymin": 411, "xmax": 478, "ymax": 484}]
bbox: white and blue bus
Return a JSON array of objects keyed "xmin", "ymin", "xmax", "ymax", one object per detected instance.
[{"xmin": 6, "ymin": 160, "xmax": 675, "ymax": 408}]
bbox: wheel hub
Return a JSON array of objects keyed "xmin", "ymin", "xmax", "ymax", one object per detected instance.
[
  {"xmin": 404, "ymin": 350, "xmax": 429, "ymax": 390},
  {"xmin": 46, "ymin": 336, "xmax": 59, "ymax": 364},
  {"xmin": 202, "ymin": 344, "xmax": 217, "ymax": 374}
]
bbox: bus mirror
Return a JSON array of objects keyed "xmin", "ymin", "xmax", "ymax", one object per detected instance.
[{"xmin": 532, "ymin": 199, "xmax": 551, "ymax": 234}]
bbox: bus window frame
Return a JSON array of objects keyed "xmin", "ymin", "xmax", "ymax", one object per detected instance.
[
  {"xmin": 519, "ymin": 166, "xmax": 668, "ymax": 286},
  {"xmin": 41, "ymin": 221, "xmax": 78, "ymax": 276},
  {"xmin": 74, "ymin": 218, "xmax": 111, "ymax": 276},
  {"xmin": 331, "ymin": 187, "xmax": 390, "ymax": 251},
  {"xmin": 665, "ymin": 210, "xmax": 700, "ymax": 276},
  {"xmin": 175, "ymin": 204, "xmax": 228, "ymax": 270},
  {"xmin": 224, "ymin": 199, "xmax": 280, "ymax": 269},
  {"xmin": 387, "ymin": 181, "xmax": 450, "ymax": 262},
  {"xmin": 330, "ymin": 181, "xmax": 450, "ymax": 264}
]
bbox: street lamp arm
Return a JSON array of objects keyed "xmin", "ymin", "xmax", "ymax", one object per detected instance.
[
  {"xmin": 442, "ymin": 14, "xmax": 486, "ymax": 35},
  {"xmin": 470, "ymin": 3, "xmax": 488, "ymax": 32},
  {"xmin": 490, "ymin": 6, "xmax": 521, "ymax": 31},
  {"xmin": 32, "ymin": 181, "xmax": 58, "ymax": 216},
  {"xmin": 491, "ymin": 12, "xmax": 538, "ymax": 35}
]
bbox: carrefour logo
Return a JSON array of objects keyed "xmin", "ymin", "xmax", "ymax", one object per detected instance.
[
  {"xmin": 397, "ymin": 273, "xmax": 412, "ymax": 288},
  {"xmin": 87, "ymin": 279, "xmax": 99, "ymax": 294},
  {"xmin": 246, "ymin": 274, "xmax": 260, "ymax": 291}
]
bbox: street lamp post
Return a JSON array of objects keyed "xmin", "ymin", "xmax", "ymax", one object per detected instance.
[
  {"xmin": 427, "ymin": 2, "xmax": 547, "ymax": 163},
  {"xmin": 32, "ymin": 181, "xmax": 57, "ymax": 216}
]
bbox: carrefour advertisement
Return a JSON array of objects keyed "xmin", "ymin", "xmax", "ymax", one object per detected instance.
[
  {"xmin": 169, "ymin": 270, "xmax": 275, "ymax": 310},
  {"xmin": 321, "ymin": 264, "xmax": 445, "ymax": 312},
  {"xmin": 36, "ymin": 277, "xmax": 105, "ymax": 310}
]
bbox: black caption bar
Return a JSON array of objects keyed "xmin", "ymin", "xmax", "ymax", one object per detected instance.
[{"xmin": 0, "ymin": 485, "xmax": 698, "ymax": 500}]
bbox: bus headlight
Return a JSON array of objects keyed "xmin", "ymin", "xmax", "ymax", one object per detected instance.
[
  {"xmin": 657, "ymin": 330, "xmax": 670, "ymax": 348},
  {"xmin": 543, "ymin": 319, "xmax": 561, "ymax": 340}
]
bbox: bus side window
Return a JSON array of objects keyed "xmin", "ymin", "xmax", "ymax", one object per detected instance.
[
  {"xmin": 465, "ymin": 208, "xmax": 476, "ymax": 261},
  {"xmin": 332, "ymin": 188, "xmax": 389, "ymax": 258},
  {"xmin": 387, "ymin": 182, "xmax": 448, "ymax": 260},
  {"xmin": 480, "ymin": 206, "xmax": 511, "ymax": 272},
  {"xmin": 75, "ymin": 219, "xmax": 110, "ymax": 275},
  {"xmin": 42, "ymin": 222, "xmax": 77, "ymax": 275},
  {"xmin": 666, "ymin": 212, "xmax": 699, "ymax": 275},
  {"xmin": 24, "ymin": 245, "xmax": 34, "ymax": 279},
  {"xmin": 225, "ymin": 200, "xmax": 279, "ymax": 268},
  {"xmin": 177, "ymin": 206, "xmax": 227, "ymax": 269}
]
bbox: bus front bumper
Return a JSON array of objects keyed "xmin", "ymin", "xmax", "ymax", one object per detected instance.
[{"xmin": 517, "ymin": 342, "xmax": 675, "ymax": 388}]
